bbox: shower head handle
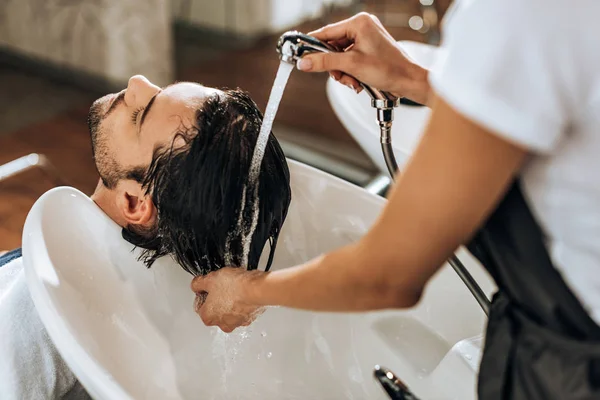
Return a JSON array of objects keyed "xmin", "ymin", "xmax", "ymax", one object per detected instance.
[
  {"xmin": 276, "ymin": 31, "xmax": 400, "ymax": 110},
  {"xmin": 276, "ymin": 31, "xmax": 336, "ymax": 63}
]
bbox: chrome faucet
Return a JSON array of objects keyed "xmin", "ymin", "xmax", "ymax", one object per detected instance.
[{"xmin": 374, "ymin": 365, "xmax": 420, "ymax": 400}]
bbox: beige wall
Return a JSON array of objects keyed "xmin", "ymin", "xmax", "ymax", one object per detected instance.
[
  {"xmin": 173, "ymin": 0, "xmax": 353, "ymax": 35},
  {"xmin": 0, "ymin": 0, "xmax": 174, "ymax": 86},
  {"xmin": 0, "ymin": 0, "xmax": 353, "ymax": 85}
]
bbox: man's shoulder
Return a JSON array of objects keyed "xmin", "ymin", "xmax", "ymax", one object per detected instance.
[
  {"xmin": 0, "ymin": 248, "xmax": 22, "ymax": 268},
  {"xmin": 0, "ymin": 250, "xmax": 82, "ymax": 399}
]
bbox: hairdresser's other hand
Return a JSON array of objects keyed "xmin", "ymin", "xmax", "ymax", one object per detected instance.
[
  {"xmin": 191, "ymin": 267, "xmax": 263, "ymax": 333},
  {"xmin": 298, "ymin": 13, "xmax": 430, "ymax": 106}
]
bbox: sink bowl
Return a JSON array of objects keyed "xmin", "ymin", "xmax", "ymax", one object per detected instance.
[
  {"xmin": 327, "ymin": 41, "xmax": 438, "ymax": 174},
  {"xmin": 23, "ymin": 160, "xmax": 494, "ymax": 399}
]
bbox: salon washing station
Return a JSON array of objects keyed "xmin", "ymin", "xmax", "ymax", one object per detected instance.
[{"xmin": 23, "ymin": 159, "xmax": 494, "ymax": 399}]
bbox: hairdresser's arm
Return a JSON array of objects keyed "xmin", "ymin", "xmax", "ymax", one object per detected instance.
[
  {"xmin": 296, "ymin": 13, "xmax": 432, "ymax": 106},
  {"xmin": 191, "ymin": 96, "xmax": 527, "ymax": 331}
]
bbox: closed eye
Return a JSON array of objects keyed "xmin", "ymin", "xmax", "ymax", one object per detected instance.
[{"xmin": 131, "ymin": 107, "xmax": 145, "ymax": 125}]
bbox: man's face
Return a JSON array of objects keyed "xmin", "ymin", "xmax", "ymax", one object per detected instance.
[{"xmin": 88, "ymin": 75, "xmax": 221, "ymax": 188}]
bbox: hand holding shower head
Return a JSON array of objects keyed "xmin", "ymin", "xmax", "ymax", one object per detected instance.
[
  {"xmin": 276, "ymin": 31, "xmax": 400, "ymax": 176},
  {"xmin": 276, "ymin": 31, "xmax": 491, "ymax": 321},
  {"xmin": 276, "ymin": 31, "xmax": 399, "ymax": 107}
]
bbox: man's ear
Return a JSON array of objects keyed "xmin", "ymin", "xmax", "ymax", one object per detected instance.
[{"xmin": 115, "ymin": 180, "xmax": 157, "ymax": 228}]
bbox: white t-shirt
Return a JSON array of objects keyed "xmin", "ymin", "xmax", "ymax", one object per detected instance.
[
  {"xmin": 429, "ymin": 0, "xmax": 600, "ymax": 323},
  {"xmin": 0, "ymin": 258, "xmax": 90, "ymax": 399}
]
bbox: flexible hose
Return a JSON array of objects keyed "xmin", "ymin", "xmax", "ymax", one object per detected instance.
[
  {"xmin": 380, "ymin": 130, "xmax": 490, "ymax": 316},
  {"xmin": 382, "ymin": 143, "xmax": 398, "ymax": 178}
]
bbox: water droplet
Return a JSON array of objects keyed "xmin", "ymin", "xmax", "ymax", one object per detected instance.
[
  {"xmin": 267, "ymin": 352, "xmax": 273, "ymax": 359},
  {"xmin": 465, "ymin": 354, "xmax": 472, "ymax": 360},
  {"xmin": 257, "ymin": 354, "xmax": 261, "ymax": 360},
  {"xmin": 261, "ymin": 331, "xmax": 267, "ymax": 337}
]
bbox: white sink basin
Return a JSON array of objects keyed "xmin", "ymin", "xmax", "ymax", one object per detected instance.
[
  {"xmin": 327, "ymin": 41, "xmax": 438, "ymax": 174},
  {"xmin": 22, "ymin": 160, "xmax": 494, "ymax": 400}
]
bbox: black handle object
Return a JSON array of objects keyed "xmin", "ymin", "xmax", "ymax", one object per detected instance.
[
  {"xmin": 373, "ymin": 365, "xmax": 421, "ymax": 400},
  {"xmin": 448, "ymin": 254, "xmax": 490, "ymax": 316},
  {"xmin": 399, "ymin": 98, "xmax": 424, "ymax": 107}
]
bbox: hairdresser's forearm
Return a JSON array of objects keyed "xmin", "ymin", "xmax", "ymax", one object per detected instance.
[{"xmin": 245, "ymin": 241, "xmax": 421, "ymax": 312}]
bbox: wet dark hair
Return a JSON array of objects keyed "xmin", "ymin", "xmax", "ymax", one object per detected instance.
[{"xmin": 121, "ymin": 89, "xmax": 291, "ymax": 276}]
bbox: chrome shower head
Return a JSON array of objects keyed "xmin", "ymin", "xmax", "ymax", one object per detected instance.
[
  {"xmin": 276, "ymin": 31, "xmax": 337, "ymax": 64},
  {"xmin": 276, "ymin": 31, "xmax": 400, "ymax": 109}
]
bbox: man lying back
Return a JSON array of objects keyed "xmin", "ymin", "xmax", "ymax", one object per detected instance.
[{"xmin": 0, "ymin": 75, "xmax": 292, "ymax": 399}]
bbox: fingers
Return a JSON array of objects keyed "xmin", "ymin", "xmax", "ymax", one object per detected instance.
[
  {"xmin": 297, "ymin": 51, "xmax": 354, "ymax": 74},
  {"xmin": 327, "ymin": 38, "xmax": 353, "ymax": 51},
  {"xmin": 197, "ymin": 302, "xmax": 260, "ymax": 332},
  {"xmin": 190, "ymin": 268, "xmax": 261, "ymax": 332},
  {"xmin": 338, "ymin": 75, "xmax": 362, "ymax": 93},
  {"xmin": 309, "ymin": 17, "xmax": 356, "ymax": 42},
  {"xmin": 215, "ymin": 320, "xmax": 248, "ymax": 333},
  {"xmin": 329, "ymin": 70, "xmax": 343, "ymax": 81},
  {"xmin": 328, "ymin": 70, "xmax": 362, "ymax": 93},
  {"xmin": 199, "ymin": 309, "xmax": 253, "ymax": 333},
  {"xmin": 221, "ymin": 314, "xmax": 254, "ymax": 332}
]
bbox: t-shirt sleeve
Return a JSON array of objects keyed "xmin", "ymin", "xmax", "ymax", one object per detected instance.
[{"xmin": 429, "ymin": 0, "xmax": 575, "ymax": 153}]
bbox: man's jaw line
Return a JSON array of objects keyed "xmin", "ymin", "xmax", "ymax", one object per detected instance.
[{"xmin": 90, "ymin": 180, "xmax": 128, "ymax": 228}]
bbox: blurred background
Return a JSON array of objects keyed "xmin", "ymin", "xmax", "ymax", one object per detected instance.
[{"xmin": 0, "ymin": 0, "xmax": 452, "ymax": 249}]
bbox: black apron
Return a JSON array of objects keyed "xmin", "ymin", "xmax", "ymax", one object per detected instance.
[{"xmin": 467, "ymin": 180, "xmax": 600, "ymax": 399}]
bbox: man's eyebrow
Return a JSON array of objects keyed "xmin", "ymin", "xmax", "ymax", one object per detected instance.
[{"xmin": 140, "ymin": 92, "xmax": 159, "ymax": 130}]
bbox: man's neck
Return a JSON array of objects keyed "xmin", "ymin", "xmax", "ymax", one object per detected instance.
[{"xmin": 90, "ymin": 182, "xmax": 126, "ymax": 227}]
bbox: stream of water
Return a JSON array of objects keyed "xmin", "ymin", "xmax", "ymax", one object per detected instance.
[{"xmin": 232, "ymin": 61, "xmax": 294, "ymax": 267}]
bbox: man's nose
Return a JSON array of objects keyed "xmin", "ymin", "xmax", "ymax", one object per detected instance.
[{"xmin": 125, "ymin": 75, "xmax": 160, "ymax": 107}]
